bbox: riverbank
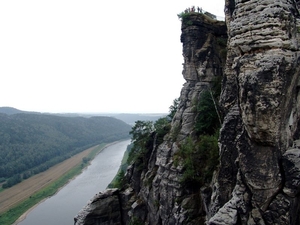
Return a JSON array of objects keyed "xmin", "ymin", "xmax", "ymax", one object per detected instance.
[{"xmin": 0, "ymin": 142, "xmax": 114, "ymax": 225}]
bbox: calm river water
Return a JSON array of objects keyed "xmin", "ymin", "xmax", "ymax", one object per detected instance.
[{"xmin": 18, "ymin": 139, "xmax": 131, "ymax": 225}]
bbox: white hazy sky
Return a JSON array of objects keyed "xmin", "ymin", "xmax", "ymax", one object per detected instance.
[{"xmin": 0, "ymin": 0, "xmax": 225, "ymax": 114}]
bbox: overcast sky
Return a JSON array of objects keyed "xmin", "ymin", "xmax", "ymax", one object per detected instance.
[{"xmin": 0, "ymin": 0, "xmax": 225, "ymax": 114}]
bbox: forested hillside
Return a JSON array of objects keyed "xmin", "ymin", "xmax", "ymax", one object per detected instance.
[{"xmin": 0, "ymin": 113, "xmax": 131, "ymax": 188}]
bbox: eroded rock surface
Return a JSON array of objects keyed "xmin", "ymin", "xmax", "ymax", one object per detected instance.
[
  {"xmin": 209, "ymin": 0, "xmax": 300, "ymax": 224},
  {"xmin": 75, "ymin": 1, "xmax": 300, "ymax": 224},
  {"xmin": 74, "ymin": 189, "xmax": 122, "ymax": 225},
  {"xmin": 75, "ymin": 13, "xmax": 227, "ymax": 225}
]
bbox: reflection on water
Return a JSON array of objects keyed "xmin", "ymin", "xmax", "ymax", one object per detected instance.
[{"xmin": 18, "ymin": 139, "xmax": 130, "ymax": 225}]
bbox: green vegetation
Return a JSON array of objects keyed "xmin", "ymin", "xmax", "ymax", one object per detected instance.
[
  {"xmin": 176, "ymin": 76, "xmax": 222, "ymax": 187},
  {"xmin": 110, "ymin": 92, "xmax": 220, "ymax": 190},
  {"xmin": 129, "ymin": 216, "xmax": 144, "ymax": 225},
  {"xmin": 81, "ymin": 143, "xmax": 107, "ymax": 166},
  {"xmin": 216, "ymin": 37, "xmax": 228, "ymax": 64},
  {"xmin": 109, "ymin": 117, "xmax": 172, "ymax": 188},
  {"xmin": 195, "ymin": 90, "xmax": 220, "ymax": 135},
  {"xmin": 216, "ymin": 37, "xmax": 227, "ymax": 47},
  {"xmin": 109, "ymin": 99, "xmax": 179, "ymax": 188},
  {"xmin": 127, "ymin": 117, "xmax": 170, "ymax": 170},
  {"xmin": 0, "ymin": 113, "xmax": 131, "ymax": 189},
  {"xmin": 170, "ymin": 123, "xmax": 180, "ymax": 141},
  {"xmin": 177, "ymin": 12, "xmax": 193, "ymax": 25},
  {"xmin": 168, "ymin": 98, "xmax": 179, "ymax": 120},
  {"xmin": 177, "ymin": 9, "xmax": 218, "ymax": 25},
  {"xmin": 174, "ymin": 134, "xmax": 219, "ymax": 187},
  {"xmin": 0, "ymin": 144, "xmax": 105, "ymax": 225},
  {"xmin": 108, "ymin": 143, "xmax": 132, "ymax": 188},
  {"xmin": 127, "ymin": 120, "xmax": 155, "ymax": 171},
  {"xmin": 195, "ymin": 77, "xmax": 222, "ymax": 135}
]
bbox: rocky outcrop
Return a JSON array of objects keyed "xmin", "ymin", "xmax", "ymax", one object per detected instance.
[
  {"xmin": 75, "ymin": 12, "xmax": 227, "ymax": 225},
  {"xmin": 74, "ymin": 189, "xmax": 122, "ymax": 225},
  {"xmin": 208, "ymin": 0, "xmax": 300, "ymax": 224},
  {"xmin": 75, "ymin": 1, "xmax": 300, "ymax": 224}
]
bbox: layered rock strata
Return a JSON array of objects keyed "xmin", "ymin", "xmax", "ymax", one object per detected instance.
[
  {"xmin": 75, "ymin": 13, "xmax": 227, "ymax": 225},
  {"xmin": 75, "ymin": 1, "xmax": 300, "ymax": 224},
  {"xmin": 208, "ymin": 0, "xmax": 300, "ymax": 224}
]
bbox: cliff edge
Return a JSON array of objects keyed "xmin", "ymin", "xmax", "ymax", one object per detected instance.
[
  {"xmin": 209, "ymin": 0, "xmax": 300, "ymax": 224},
  {"xmin": 75, "ymin": 1, "xmax": 300, "ymax": 224}
]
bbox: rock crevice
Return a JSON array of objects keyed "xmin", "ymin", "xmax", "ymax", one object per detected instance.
[{"xmin": 75, "ymin": 3, "xmax": 300, "ymax": 224}]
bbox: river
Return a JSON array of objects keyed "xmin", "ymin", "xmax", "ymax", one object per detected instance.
[{"xmin": 17, "ymin": 139, "xmax": 131, "ymax": 225}]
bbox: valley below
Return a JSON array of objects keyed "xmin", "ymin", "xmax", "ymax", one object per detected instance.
[{"xmin": 0, "ymin": 144, "xmax": 103, "ymax": 217}]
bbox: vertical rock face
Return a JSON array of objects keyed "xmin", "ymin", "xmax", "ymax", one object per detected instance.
[
  {"xmin": 75, "ymin": 189, "xmax": 122, "ymax": 225},
  {"xmin": 75, "ymin": 13, "xmax": 227, "ymax": 225},
  {"xmin": 75, "ymin": 1, "xmax": 300, "ymax": 224},
  {"xmin": 209, "ymin": 0, "xmax": 300, "ymax": 224},
  {"xmin": 133, "ymin": 13, "xmax": 226, "ymax": 224}
]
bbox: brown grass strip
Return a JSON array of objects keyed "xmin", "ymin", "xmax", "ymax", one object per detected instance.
[{"xmin": 0, "ymin": 145, "xmax": 98, "ymax": 214}]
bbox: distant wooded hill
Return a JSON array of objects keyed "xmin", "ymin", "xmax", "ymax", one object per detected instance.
[
  {"xmin": 83, "ymin": 113, "xmax": 166, "ymax": 126},
  {"xmin": 0, "ymin": 111, "xmax": 131, "ymax": 188},
  {"xmin": 0, "ymin": 107, "xmax": 31, "ymax": 115},
  {"xmin": 0, "ymin": 107, "xmax": 166, "ymax": 125},
  {"xmin": 48, "ymin": 113, "xmax": 166, "ymax": 126}
]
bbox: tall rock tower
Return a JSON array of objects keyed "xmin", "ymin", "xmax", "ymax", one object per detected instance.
[
  {"xmin": 208, "ymin": 0, "xmax": 300, "ymax": 224},
  {"xmin": 75, "ymin": 1, "xmax": 300, "ymax": 224}
]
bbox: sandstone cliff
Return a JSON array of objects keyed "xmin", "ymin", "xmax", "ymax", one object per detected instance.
[
  {"xmin": 75, "ymin": 1, "xmax": 300, "ymax": 224},
  {"xmin": 209, "ymin": 0, "xmax": 300, "ymax": 224}
]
